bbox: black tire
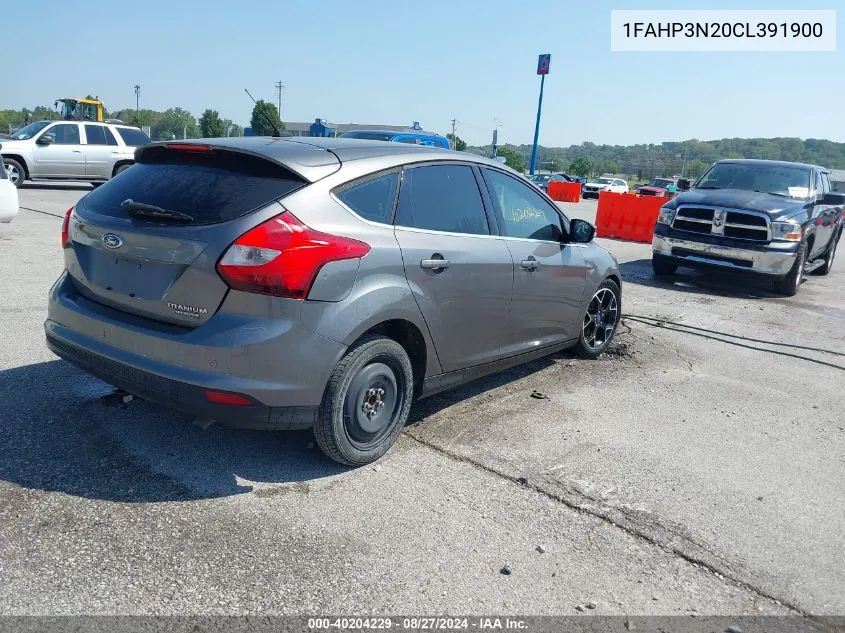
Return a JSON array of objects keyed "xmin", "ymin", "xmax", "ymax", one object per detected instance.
[
  {"xmin": 773, "ymin": 243, "xmax": 806, "ymax": 296},
  {"xmin": 113, "ymin": 163, "xmax": 132, "ymax": 177},
  {"xmin": 313, "ymin": 334, "xmax": 414, "ymax": 467},
  {"xmin": 813, "ymin": 230, "xmax": 839, "ymax": 276},
  {"xmin": 3, "ymin": 158, "xmax": 25, "ymax": 188},
  {"xmin": 651, "ymin": 254, "xmax": 678, "ymax": 276},
  {"xmin": 572, "ymin": 279, "xmax": 622, "ymax": 359}
]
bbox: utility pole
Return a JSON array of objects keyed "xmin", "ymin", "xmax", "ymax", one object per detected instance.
[
  {"xmin": 134, "ymin": 84, "xmax": 141, "ymax": 112},
  {"xmin": 274, "ymin": 81, "xmax": 285, "ymax": 120},
  {"xmin": 450, "ymin": 118, "xmax": 456, "ymax": 149}
]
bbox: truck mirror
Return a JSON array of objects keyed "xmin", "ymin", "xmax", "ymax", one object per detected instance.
[{"xmin": 677, "ymin": 178, "xmax": 691, "ymax": 190}]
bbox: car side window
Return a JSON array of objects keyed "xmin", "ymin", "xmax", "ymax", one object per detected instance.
[
  {"xmin": 483, "ymin": 168, "xmax": 564, "ymax": 242},
  {"xmin": 42, "ymin": 124, "xmax": 80, "ymax": 145},
  {"xmin": 104, "ymin": 127, "xmax": 119, "ymax": 146},
  {"xmin": 395, "ymin": 164, "xmax": 489, "ymax": 236},
  {"xmin": 395, "ymin": 137, "xmax": 419, "ymax": 144},
  {"xmin": 84, "ymin": 125, "xmax": 108, "ymax": 145},
  {"xmin": 336, "ymin": 172, "xmax": 399, "ymax": 224},
  {"xmin": 820, "ymin": 172, "xmax": 831, "ymax": 194}
]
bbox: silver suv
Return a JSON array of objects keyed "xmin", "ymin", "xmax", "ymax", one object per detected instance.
[
  {"xmin": 46, "ymin": 138, "xmax": 622, "ymax": 466},
  {"xmin": 1, "ymin": 120, "xmax": 150, "ymax": 187}
]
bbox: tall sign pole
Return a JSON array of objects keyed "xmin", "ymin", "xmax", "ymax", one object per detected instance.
[{"xmin": 529, "ymin": 54, "xmax": 551, "ymax": 176}]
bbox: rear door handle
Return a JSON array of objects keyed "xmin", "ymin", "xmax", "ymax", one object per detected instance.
[
  {"xmin": 420, "ymin": 258, "xmax": 450, "ymax": 270},
  {"xmin": 521, "ymin": 257, "xmax": 538, "ymax": 270}
]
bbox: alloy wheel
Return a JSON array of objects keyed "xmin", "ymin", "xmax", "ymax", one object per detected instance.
[{"xmin": 582, "ymin": 287, "xmax": 619, "ymax": 351}]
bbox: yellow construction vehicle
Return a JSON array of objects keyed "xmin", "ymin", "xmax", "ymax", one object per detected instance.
[{"xmin": 55, "ymin": 97, "xmax": 105, "ymax": 122}]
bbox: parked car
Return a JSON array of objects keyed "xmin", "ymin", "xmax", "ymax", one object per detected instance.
[
  {"xmin": 637, "ymin": 177, "xmax": 678, "ymax": 197},
  {"xmin": 0, "ymin": 149, "xmax": 19, "ymax": 223},
  {"xmin": 528, "ymin": 172, "xmax": 574, "ymax": 192},
  {"xmin": 583, "ymin": 177, "xmax": 628, "ymax": 198},
  {"xmin": 339, "ymin": 129, "xmax": 450, "ymax": 149},
  {"xmin": 0, "ymin": 120, "xmax": 150, "ymax": 188},
  {"xmin": 46, "ymin": 138, "xmax": 622, "ymax": 466},
  {"xmin": 652, "ymin": 159, "xmax": 844, "ymax": 296}
]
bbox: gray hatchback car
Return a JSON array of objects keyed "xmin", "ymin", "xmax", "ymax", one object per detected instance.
[{"xmin": 46, "ymin": 138, "xmax": 622, "ymax": 465}]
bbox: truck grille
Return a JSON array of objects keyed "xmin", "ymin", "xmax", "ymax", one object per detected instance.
[{"xmin": 672, "ymin": 206, "xmax": 770, "ymax": 242}]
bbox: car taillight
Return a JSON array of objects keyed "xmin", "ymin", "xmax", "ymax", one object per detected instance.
[
  {"xmin": 216, "ymin": 210, "xmax": 371, "ymax": 299},
  {"xmin": 204, "ymin": 390, "xmax": 253, "ymax": 406},
  {"xmin": 61, "ymin": 207, "xmax": 73, "ymax": 248}
]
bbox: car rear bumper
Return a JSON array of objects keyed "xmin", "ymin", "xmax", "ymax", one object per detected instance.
[
  {"xmin": 652, "ymin": 224, "xmax": 799, "ymax": 277},
  {"xmin": 45, "ymin": 272, "xmax": 347, "ymax": 429}
]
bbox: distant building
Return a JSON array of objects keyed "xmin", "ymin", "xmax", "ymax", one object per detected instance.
[
  {"xmin": 280, "ymin": 120, "xmax": 437, "ymax": 138},
  {"xmin": 829, "ymin": 169, "xmax": 845, "ymax": 193}
]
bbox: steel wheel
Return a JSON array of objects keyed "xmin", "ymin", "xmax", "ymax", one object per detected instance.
[
  {"xmin": 5, "ymin": 163, "xmax": 21, "ymax": 186},
  {"xmin": 342, "ymin": 357, "xmax": 405, "ymax": 450},
  {"xmin": 582, "ymin": 287, "xmax": 619, "ymax": 351}
]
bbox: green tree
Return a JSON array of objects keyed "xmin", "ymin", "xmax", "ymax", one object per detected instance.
[
  {"xmin": 446, "ymin": 133, "xmax": 467, "ymax": 151},
  {"xmin": 569, "ymin": 157, "xmax": 593, "ymax": 177},
  {"xmin": 152, "ymin": 107, "xmax": 200, "ymax": 141},
  {"xmin": 221, "ymin": 119, "xmax": 243, "ymax": 137},
  {"xmin": 604, "ymin": 160, "xmax": 620, "ymax": 174},
  {"xmin": 250, "ymin": 100, "xmax": 284, "ymax": 136},
  {"xmin": 199, "ymin": 109, "xmax": 225, "ymax": 137},
  {"xmin": 496, "ymin": 147, "xmax": 526, "ymax": 173},
  {"xmin": 684, "ymin": 160, "xmax": 708, "ymax": 179}
]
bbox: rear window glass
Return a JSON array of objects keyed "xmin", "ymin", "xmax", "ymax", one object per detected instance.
[
  {"xmin": 81, "ymin": 150, "xmax": 306, "ymax": 225},
  {"xmin": 116, "ymin": 127, "xmax": 151, "ymax": 146},
  {"xmin": 336, "ymin": 172, "xmax": 399, "ymax": 224}
]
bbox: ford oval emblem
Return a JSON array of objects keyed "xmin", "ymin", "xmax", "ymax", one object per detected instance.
[{"xmin": 102, "ymin": 233, "xmax": 124, "ymax": 249}]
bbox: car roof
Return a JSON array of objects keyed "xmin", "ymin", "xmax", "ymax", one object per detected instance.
[
  {"xmin": 151, "ymin": 137, "xmax": 517, "ymax": 181},
  {"xmin": 716, "ymin": 158, "xmax": 825, "ymax": 172}
]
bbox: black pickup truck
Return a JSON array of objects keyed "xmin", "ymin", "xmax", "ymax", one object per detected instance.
[{"xmin": 651, "ymin": 159, "xmax": 844, "ymax": 296}]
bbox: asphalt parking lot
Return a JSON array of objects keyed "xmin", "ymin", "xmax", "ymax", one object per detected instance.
[{"xmin": 1, "ymin": 184, "xmax": 843, "ymax": 617}]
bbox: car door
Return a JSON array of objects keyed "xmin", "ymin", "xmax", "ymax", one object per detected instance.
[
  {"xmin": 612, "ymin": 179, "xmax": 627, "ymax": 193},
  {"xmin": 32, "ymin": 123, "xmax": 85, "ymax": 177},
  {"xmin": 393, "ymin": 163, "xmax": 514, "ymax": 372},
  {"xmin": 0, "ymin": 154, "xmax": 19, "ymax": 222},
  {"xmin": 480, "ymin": 167, "xmax": 587, "ymax": 348},
  {"xmin": 812, "ymin": 171, "xmax": 835, "ymax": 258},
  {"xmin": 83, "ymin": 124, "xmax": 120, "ymax": 179}
]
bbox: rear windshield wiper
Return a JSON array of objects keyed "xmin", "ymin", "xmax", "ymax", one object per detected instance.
[{"xmin": 121, "ymin": 199, "xmax": 195, "ymax": 223}]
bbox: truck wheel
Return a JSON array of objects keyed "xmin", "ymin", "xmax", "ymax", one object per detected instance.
[
  {"xmin": 113, "ymin": 164, "xmax": 132, "ymax": 177},
  {"xmin": 3, "ymin": 158, "xmax": 25, "ymax": 188},
  {"xmin": 573, "ymin": 279, "xmax": 621, "ymax": 359},
  {"xmin": 313, "ymin": 335, "xmax": 414, "ymax": 467},
  {"xmin": 813, "ymin": 231, "xmax": 838, "ymax": 276},
  {"xmin": 652, "ymin": 254, "xmax": 677, "ymax": 276},
  {"xmin": 773, "ymin": 243, "xmax": 806, "ymax": 296}
]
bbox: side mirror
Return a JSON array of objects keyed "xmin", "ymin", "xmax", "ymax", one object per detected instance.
[
  {"xmin": 37, "ymin": 134, "xmax": 54, "ymax": 146},
  {"xmin": 677, "ymin": 178, "xmax": 691, "ymax": 191},
  {"xmin": 570, "ymin": 218, "xmax": 595, "ymax": 243},
  {"xmin": 818, "ymin": 192, "xmax": 845, "ymax": 205}
]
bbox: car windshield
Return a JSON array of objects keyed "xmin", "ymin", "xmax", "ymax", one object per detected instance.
[
  {"xmin": 651, "ymin": 179, "xmax": 673, "ymax": 188},
  {"xmin": 696, "ymin": 163, "xmax": 812, "ymax": 198},
  {"xmin": 9, "ymin": 121, "xmax": 50, "ymax": 140},
  {"xmin": 341, "ymin": 131, "xmax": 394, "ymax": 141},
  {"xmin": 595, "ymin": 178, "xmax": 613, "ymax": 184},
  {"xmin": 531, "ymin": 175, "xmax": 551, "ymax": 183}
]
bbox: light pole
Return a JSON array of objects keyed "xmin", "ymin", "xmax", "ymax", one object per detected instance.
[
  {"xmin": 492, "ymin": 118, "xmax": 503, "ymax": 157},
  {"xmin": 274, "ymin": 81, "xmax": 286, "ymax": 120},
  {"xmin": 529, "ymin": 54, "xmax": 551, "ymax": 176},
  {"xmin": 134, "ymin": 85, "xmax": 141, "ymax": 112}
]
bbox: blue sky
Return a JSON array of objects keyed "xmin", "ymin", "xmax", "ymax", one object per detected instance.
[{"xmin": 4, "ymin": 0, "xmax": 842, "ymax": 147}]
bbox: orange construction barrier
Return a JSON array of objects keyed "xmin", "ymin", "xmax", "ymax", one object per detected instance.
[
  {"xmin": 547, "ymin": 180, "xmax": 581, "ymax": 203},
  {"xmin": 595, "ymin": 191, "xmax": 666, "ymax": 243}
]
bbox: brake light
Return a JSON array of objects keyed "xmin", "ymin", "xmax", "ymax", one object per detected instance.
[
  {"xmin": 204, "ymin": 390, "xmax": 253, "ymax": 406},
  {"xmin": 217, "ymin": 210, "xmax": 370, "ymax": 299},
  {"xmin": 165, "ymin": 143, "xmax": 212, "ymax": 152},
  {"xmin": 61, "ymin": 207, "xmax": 73, "ymax": 248}
]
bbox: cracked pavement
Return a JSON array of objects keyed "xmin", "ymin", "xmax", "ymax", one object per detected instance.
[{"xmin": 0, "ymin": 185, "xmax": 842, "ymax": 616}]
